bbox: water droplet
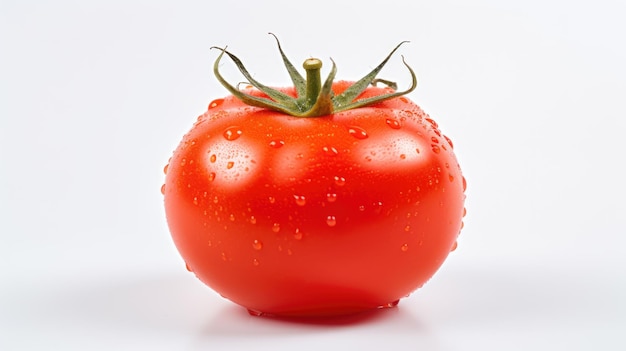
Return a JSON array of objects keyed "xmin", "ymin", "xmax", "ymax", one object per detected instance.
[
  {"xmin": 247, "ymin": 308, "xmax": 264, "ymax": 316},
  {"xmin": 163, "ymin": 164, "xmax": 169, "ymax": 174},
  {"xmin": 294, "ymin": 195, "xmax": 306, "ymax": 206},
  {"xmin": 334, "ymin": 176, "xmax": 346, "ymax": 186},
  {"xmin": 431, "ymin": 145, "xmax": 440, "ymax": 154},
  {"xmin": 226, "ymin": 161, "xmax": 234, "ymax": 169},
  {"xmin": 444, "ymin": 135, "xmax": 454, "ymax": 149},
  {"xmin": 401, "ymin": 243, "xmax": 409, "ymax": 252},
  {"xmin": 223, "ymin": 126, "xmax": 242, "ymax": 141},
  {"xmin": 450, "ymin": 241, "xmax": 458, "ymax": 252},
  {"xmin": 269, "ymin": 139, "xmax": 285, "ymax": 148},
  {"xmin": 326, "ymin": 193, "xmax": 338, "ymax": 203},
  {"xmin": 208, "ymin": 172, "xmax": 216, "ymax": 181},
  {"xmin": 378, "ymin": 299, "xmax": 400, "ymax": 309},
  {"xmin": 209, "ymin": 98, "xmax": 224, "ymax": 109},
  {"xmin": 252, "ymin": 239, "xmax": 263, "ymax": 250},
  {"xmin": 210, "ymin": 154, "xmax": 217, "ymax": 163},
  {"xmin": 294, "ymin": 228, "xmax": 303, "ymax": 240},
  {"xmin": 326, "ymin": 215, "xmax": 337, "ymax": 227},
  {"xmin": 431, "ymin": 136, "xmax": 439, "ymax": 144},
  {"xmin": 185, "ymin": 262, "xmax": 193, "ymax": 272},
  {"xmin": 385, "ymin": 118, "xmax": 401, "ymax": 129},
  {"xmin": 272, "ymin": 223, "xmax": 281, "ymax": 233},
  {"xmin": 252, "ymin": 258, "xmax": 260, "ymax": 266},
  {"xmin": 348, "ymin": 126, "xmax": 368, "ymax": 139},
  {"xmin": 323, "ymin": 146, "xmax": 339, "ymax": 156},
  {"xmin": 250, "ymin": 215, "xmax": 257, "ymax": 224},
  {"xmin": 462, "ymin": 176, "xmax": 467, "ymax": 191},
  {"xmin": 425, "ymin": 117, "xmax": 438, "ymax": 128},
  {"xmin": 160, "ymin": 184, "xmax": 166, "ymax": 195},
  {"xmin": 449, "ymin": 174, "xmax": 455, "ymax": 182}
]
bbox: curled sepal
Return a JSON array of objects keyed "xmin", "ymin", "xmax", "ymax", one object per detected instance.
[
  {"xmin": 334, "ymin": 55, "xmax": 417, "ymax": 112},
  {"xmin": 268, "ymin": 33, "xmax": 306, "ymax": 99},
  {"xmin": 212, "ymin": 47, "xmax": 302, "ymax": 114},
  {"xmin": 211, "ymin": 36, "xmax": 417, "ymax": 117},
  {"xmin": 331, "ymin": 41, "xmax": 416, "ymax": 112}
]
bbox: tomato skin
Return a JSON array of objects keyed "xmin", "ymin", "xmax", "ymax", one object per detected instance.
[{"xmin": 164, "ymin": 81, "xmax": 465, "ymax": 316}]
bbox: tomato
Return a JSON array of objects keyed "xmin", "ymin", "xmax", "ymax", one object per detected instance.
[{"xmin": 163, "ymin": 38, "xmax": 466, "ymax": 317}]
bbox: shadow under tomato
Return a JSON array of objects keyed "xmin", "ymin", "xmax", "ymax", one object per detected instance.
[
  {"xmin": 189, "ymin": 298, "xmax": 448, "ymax": 351},
  {"xmin": 196, "ymin": 299, "xmax": 432, "ymax": 337},
  {"xmin": 216, "ymin": 302, "xmax": 407, "ymax": 328},
  {"xmin": 255, "ymin": 307, "xmax": 401, "ymax": 326}
]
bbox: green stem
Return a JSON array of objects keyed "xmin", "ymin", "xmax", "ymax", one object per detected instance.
[{"xmin": 303, "ymin": 58, "xmax": 323, "ymax": 107}]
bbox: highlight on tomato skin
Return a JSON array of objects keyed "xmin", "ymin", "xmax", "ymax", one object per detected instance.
[{"xmin": 162, "ymin": 36, "xmax": 466, "ymax": 317}]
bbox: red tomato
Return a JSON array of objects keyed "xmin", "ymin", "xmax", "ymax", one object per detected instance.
[{"xmin": 163, "ymin": 41, "xmax": 466, "ymax": 317}]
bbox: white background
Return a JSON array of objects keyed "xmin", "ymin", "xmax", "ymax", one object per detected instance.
[{"xmin": 1, "ymin": 0, "xmax": 625, "ymax": 350}]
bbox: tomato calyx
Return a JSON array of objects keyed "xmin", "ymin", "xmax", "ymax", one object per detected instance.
[{"xmin": 211, "ymin": 33, "xmax": 417, "ymax": 117}]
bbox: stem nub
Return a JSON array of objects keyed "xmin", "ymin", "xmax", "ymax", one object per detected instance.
[
  {"xmin": 303, "ymin": 58, "xmax": 323, "ymax": 107},
  {"xmin": 211, "ymin": 36, "xmax": 417, "ymax": 117}
]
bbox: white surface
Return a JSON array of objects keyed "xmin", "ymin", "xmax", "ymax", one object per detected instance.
[{"xmin": 1, "ymin": 0, "xmax": 625, "ymax": 350}]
